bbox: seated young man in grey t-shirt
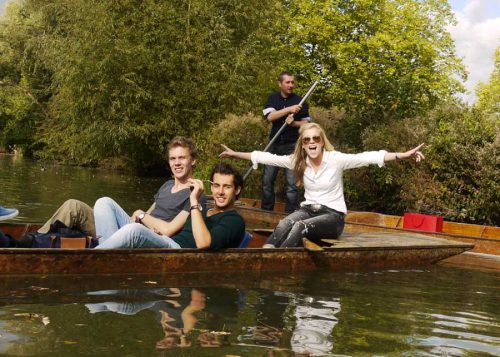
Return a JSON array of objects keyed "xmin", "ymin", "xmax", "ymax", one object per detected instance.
[{"xmin": 35, "ymin": 137, "xmax": 203, "ymax": 240}]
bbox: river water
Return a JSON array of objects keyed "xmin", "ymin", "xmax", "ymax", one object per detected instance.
[
  {"xmin": 0, "ymin": 154, "xmax": 164, "ymax": 223},
  {"xmin": 0, "ymin": 155, "xmax": 499, "ymax": 356}
]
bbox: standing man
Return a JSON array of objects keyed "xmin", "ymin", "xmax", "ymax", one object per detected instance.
[{"xmin": 262, "ymin": 71, "xmax": 311, "ymax": 213}]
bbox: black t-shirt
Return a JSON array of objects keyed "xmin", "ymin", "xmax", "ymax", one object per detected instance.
[
  {"xmin": 173, "ymin": 210, "xmax": 245, "ymax": 250},
  {"xmin": 263, "ymin": 92, "xmax": 310, "ymax": 144}
]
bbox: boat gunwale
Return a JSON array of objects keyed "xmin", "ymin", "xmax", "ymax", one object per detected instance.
[
  {"xmin": 237, "ymin": 205, "xmax": 499, "ymax": 242},
  {"xmin": 346, "ymin": 221, "xmax": 500, "ymax": 242},
  {"xmin": 0, "ymin": 242, "xmax": 474, "ymax": 255}
]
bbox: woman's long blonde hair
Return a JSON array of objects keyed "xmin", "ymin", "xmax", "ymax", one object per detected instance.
[{"xmin": 292, "ymin": 123, "xmax": 335, "ymax": 187}]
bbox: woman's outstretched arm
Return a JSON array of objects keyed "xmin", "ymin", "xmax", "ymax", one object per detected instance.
[
  {"xmin": 219, "ymin": 144, "xmax": 252, "ymax": 161},
  {"xmin": 384, "ymin": 143, "xmax": 425, "ymax": 163}
]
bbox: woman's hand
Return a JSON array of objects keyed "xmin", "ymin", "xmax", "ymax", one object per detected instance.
[
  {"xmin": 219, "ymin": 144, "xmax": 235, "ymax": 158},
  {"xmin": 400, "ymin": 143, "xmax": 425, "ymax": 162},
  {"xmin": 219, "ymin": 144, "xmax": 252, "ymax": 161}
]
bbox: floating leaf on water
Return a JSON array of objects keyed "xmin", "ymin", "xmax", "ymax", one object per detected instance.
[
  {"xmin": 15, "ymin": 312, "xmax": 50, "ymax": 325},
  {"xmin": 14, "ymin": 313, "xmax": 31, "ymax": 317}
]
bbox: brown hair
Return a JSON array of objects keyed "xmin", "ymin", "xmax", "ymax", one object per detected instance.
[
  {"xmin": 292, "ymin": 123, "xmax": 335, "ymax": 187},
  {"xmin": 278, "ymin": 71, "xmax": 294, "ymax": 82},
  {"xmin": 210, "ymin": 163, "xmax": 244, "ymax": 199},
  {"xmin": 167, "ymin": 136, "xmax": 198, "ymax": 160}
]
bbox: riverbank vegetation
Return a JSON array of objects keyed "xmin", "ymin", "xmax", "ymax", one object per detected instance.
[{"xmin": 0, "ymin": 0, "xmax": 498, "ymax": 225}]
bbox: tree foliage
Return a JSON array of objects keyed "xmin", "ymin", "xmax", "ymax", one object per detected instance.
[
  {"xmin": 0, "ymin": 0, "xmax": 280, "ymax": 167},
  {"xmin": 475, "ymin": 46, "xmax": 500, "ymax": 116},
  {"xmin": 2, "ymin": 0, "xmax": 496, "ymax": 225},
  {"xmin": 0, "ymin": 1, "xmax": 52, "ymax": 153},
  {"xmin": 0, "ymin": 0, "xmax": 466, "ymax": 160},
  {"xmin": 276, "ymin": 0, "xmax": 465, "ymax": 147},
  {"xmin": 343, "ymin": 103, "xmax": 498, "ymax": 225}
]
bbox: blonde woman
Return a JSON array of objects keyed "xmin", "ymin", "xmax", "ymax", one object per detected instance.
[{"xmin": 220, "ymin": 123, "xmax": 424, "ymax": 248}]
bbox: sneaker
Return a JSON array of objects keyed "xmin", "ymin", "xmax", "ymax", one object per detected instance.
[
  {"xmin": 0, "ymin": 206, "xmax": 19, "ymax": 221},
  {"xmin": 262, "ymin": 243, "xmax": 276, "ymax": 249}
]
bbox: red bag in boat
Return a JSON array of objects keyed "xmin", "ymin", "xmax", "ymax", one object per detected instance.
[{"xmin": 403, "ymin": 213, "xmax": 443, "ymax": 233}]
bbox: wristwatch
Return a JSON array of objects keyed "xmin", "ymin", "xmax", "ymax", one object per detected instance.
[
  {"xmin": 138, "ymin": 212, "xmax": 146, "ymax": 222},
  {"xmin": 190, "ymin": 204, "xmax": 203, "ymax": 212}
]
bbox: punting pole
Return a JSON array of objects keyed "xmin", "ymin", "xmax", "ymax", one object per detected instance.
[{"xmin": 243, "ymin": 80, "xmax": 319, "ymax": 181}]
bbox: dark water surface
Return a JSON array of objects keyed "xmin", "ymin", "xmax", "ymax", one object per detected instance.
[
  {"xmin": 1, "ymin": 155, "xmax": 499, "ymax": 356},
  {"xmin": 0, "ymin": 154, "xmax": 164, "ymax": 223},
  {"xmin": 0, "ymin": 268, "xmax": 499, "ymax": 356}
]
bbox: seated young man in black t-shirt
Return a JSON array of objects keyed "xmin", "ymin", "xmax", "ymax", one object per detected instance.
[{"xmin": 96, "ymin": 163, "xmax": 245, "ymax": 249}]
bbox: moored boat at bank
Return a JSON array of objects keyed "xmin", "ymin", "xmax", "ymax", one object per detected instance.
[
  {"xmin": 234, "ymin": 198, "xmax": 500, "ymax": 255},
  {"xmin": 0, "ymin": 222, "xmax": 473, "ymax": 275}
]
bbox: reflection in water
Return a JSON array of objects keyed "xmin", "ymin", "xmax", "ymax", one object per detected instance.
[
  {"xmin": 238, "ymin": 287, "xmax": 340, "ymax": 356},
  {"xmin": 239, "ymin": 325, "xmax": 282, "ymax": 345},
  {"xmin": 85, "ymin": 288, "xmax": 177, "ymax": 315},
  {"xmin": 289, "ymin": 297, "xmax": 339, "ymax": 355},
  {"xmin": 0, "ymin": 269, "xmax": 499, "ymax": 356},
  {"xmin": 84, "ymin": 287, "xmax": 230, "ymax": 351}
]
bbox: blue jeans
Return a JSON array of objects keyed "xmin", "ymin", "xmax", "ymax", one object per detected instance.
[
  {"xmin": 262, "ymin": 142, "xmax": 298, "ymax": 213},
  {"xmin": 94, "ymin": 197, "xmax": 134, "ymax": 242},
  {"xmin": 265, "ymin": 204, "xmax": 345, "ymax": 248},
  {"xmin": 95, "ymin": 223, "xmax": 181, "ymax": 249}
]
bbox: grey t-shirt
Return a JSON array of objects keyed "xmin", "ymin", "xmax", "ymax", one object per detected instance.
[{"xmin": 150, "ymin": 180, "xmax": 207, "ymax": 222}]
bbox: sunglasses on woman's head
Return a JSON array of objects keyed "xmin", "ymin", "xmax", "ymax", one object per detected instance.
[{"xmin": 302, "ymin": 135, "xmax": 322, "ymax": 144}]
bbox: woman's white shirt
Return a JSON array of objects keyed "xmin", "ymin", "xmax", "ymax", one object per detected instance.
[{"xmin": 251, "ymin": 150, "xmax": 387, "ymax": 213}]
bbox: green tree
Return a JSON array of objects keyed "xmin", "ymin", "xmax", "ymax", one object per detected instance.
[
  {"xmin": 347, "ymin": 103, "xmax": 499, "ymax": 225},
  {"xmin": 1, "ymin": 0, "xmax": 280, "ymax": 169},
  {"xmin": 0, "ymin": 1, "xmax": 52, "ymax": 154},
  {"xmin": 275, "ymin": 0, "xmax": 465, "ymax": 147},
  {"xmin": 475, "ymin": 46, "xmax": 500, "ymax": 115}
]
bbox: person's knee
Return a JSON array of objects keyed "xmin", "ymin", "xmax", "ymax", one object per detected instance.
[
  {"xmin": 280, "ymin": 221, "xmax": 306, "ymax": 247},
  {"xmin": 113, "ymin": 223, "xmax": 143, "ymax": 246},
  {"xmin": 276, "ymin": 217, "xmax": 295, "ymax": 230},
  {"xmin": 292, "ymin": 220, "xmax": 307, "ymax": 234},
  {"xmin": 63, "ymin": 199, "xmax": 84, "ymax": 208},
  {"xmin": 94, "ymin": 197, "xmax": 114, "ymax": 210},
  {"xmin": 120, "ymin": 223, "xmax": 143, "ymax": 236},
  {"xmin": 64, "ymin": 199, "xmax": 91, "ymax": 213}
]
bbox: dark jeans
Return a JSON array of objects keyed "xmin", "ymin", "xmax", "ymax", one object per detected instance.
[
  {"xmin": 265, "ymin": 204, "xmax": 345, "ymax": 247},
  {"xmin": 261, "ymin": 142, "xmax": 298, "ymax": 213}
]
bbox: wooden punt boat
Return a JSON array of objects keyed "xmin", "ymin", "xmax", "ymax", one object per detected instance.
[
  {"xmin": 235, "ymin": 198, "xmax": 500, "ymax": 255},
  {"xmin": 0, "ymin": 222, "xmax": 473, "ymax": 275}
]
